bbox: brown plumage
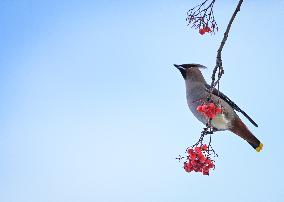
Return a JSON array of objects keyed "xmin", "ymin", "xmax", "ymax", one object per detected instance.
[{"xmin": 229, "ymin": 117, "xmax": 262, "ymax": 150}]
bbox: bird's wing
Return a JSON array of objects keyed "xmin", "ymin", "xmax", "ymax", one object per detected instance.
[{"xmin": 205, "ymin": 84, "xmax": 258, "ymax": 127}]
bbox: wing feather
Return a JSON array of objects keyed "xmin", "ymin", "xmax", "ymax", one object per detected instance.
[{"xmin": 205, "ymin": 84, "xmax": 258, "ymax": 127}]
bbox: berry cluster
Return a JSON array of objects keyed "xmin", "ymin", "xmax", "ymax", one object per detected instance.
[
  {"xmin": 184, "ymin": 145, "xmax": 215, "ymax": 175},
  {"xmin": 196, "ymin": 102, "xmax": 222, "ymax": 119},
  {"xmin": 199, "ymin": 26, "xmax": 212, "ymax": 35},
  {"xmin": 186, "ymin": 0, "xmax": 218, "ymax": 35}
]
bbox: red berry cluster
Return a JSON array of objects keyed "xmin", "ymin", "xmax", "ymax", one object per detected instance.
[
  {"xmin": 196, "ymin": 102, "xmax": 222, "ymax": 119},
  {"xmin": 184, "ymin": 145, "xmax": 215, "ymax": 175},
  {"xmin": 199, "ymin": 26, "xmax": 211, "ymax": 35}
]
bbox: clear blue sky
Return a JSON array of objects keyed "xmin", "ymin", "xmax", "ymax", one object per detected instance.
[{"xmin": 0, "ymin": 0, "xmax": 283, "ymax": 202}]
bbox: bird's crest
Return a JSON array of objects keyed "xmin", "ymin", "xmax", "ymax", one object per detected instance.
[{"xmin": 174, "ymin": 64, "xmax": 207, "ymax": 69}]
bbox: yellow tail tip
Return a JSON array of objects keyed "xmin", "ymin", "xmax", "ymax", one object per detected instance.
[{"xmin": 256, "ymin": 143, "xmax": 263, "ymax": 152}]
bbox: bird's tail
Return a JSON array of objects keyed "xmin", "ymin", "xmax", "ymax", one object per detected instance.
[{"xmin": 229, "ymin": 118, "xmax": 263, "ymax": 152}]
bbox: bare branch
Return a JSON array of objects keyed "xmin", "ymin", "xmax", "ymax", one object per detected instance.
[{"xmin": 210, "ymin": 0, "xmax": 244, "ymax": 88}]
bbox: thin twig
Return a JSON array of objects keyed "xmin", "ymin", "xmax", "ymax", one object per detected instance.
[
  {"xmin": 210, "ymin": 0, "xmax": 244, "ymax": 88},
  {"xmin": 186, "ymin": 0, "xmax": 218, "ymax": 33}
]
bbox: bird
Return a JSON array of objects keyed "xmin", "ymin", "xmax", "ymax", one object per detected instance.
[{"xmin": 174, "ymin": 63, "xmax": 263, "ymax": 152}]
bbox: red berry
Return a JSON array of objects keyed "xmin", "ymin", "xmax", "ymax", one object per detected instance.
[
  {"xmin": 216, "ymin": 107, "xmax": 222, "ymax": 113},
  {"xmin": 199, "ymin": 28, "xmax": 205, "ymax": 35},
  {"xmin": 203, "ymin": 172, "xmax": 209, "ymax": 175},
  {"xmin": 207, "ymin": 163, "xmax": 214, "ymax": 169},
  {"xmin": 194, "ymin": 147, "xmax": 202, "ymax": 154},
  {"xmin": 201, "ymin": 144, "xmax": 208, "ymax": 151},
  {"xmin": 196, "ymin": 105, "xmax": 203, "ymax": 112},
  {"xmin": 204, "ymin": 26, "xmax": 211, "ymax": 32},
  {"xmin": 187, "ymin": 148, "xmax": 194, "ymax": 155},
  {"xmin": 208, "ymin": 103, "xmax": 215, "ymax": 110},
  {"xmin": 191, "ymin": 160, "xmax": 198, "ymax": 166},
  {"xmin": 201, "ymin": 105, "xmax": 207, "ymax": 111},
  {"xmin": 203, "ymin": 165, "xmax": 210, "ymax": 171},
  {"xmin": 196, "ymin": 152, "xmax": 203, "ymax": 159},
  {"xmin": 189, "ymin": 152, "xmax": 196, "ymax": 160},
  {"xmin": 193, "ymin": 167, "xmax": 200, "ymax": 172},
  {"xmin": 205, "ymin": 111, "xmax": 215, "ymax": 119},
  {"xmin": 184, "ymin": 162, "xmax": 192, "ymax": 172},
  {"xmin": 199, "ymin": 156, "xmax": 206, "ymax": 163},
  {"xmin": 205, "ymin": 159, "xmax": 212, "ymax": 164}
]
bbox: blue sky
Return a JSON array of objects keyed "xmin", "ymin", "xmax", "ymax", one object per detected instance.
[{"xmin": 0, "ymin": 0, "xmax": 283, "ymax": 202}]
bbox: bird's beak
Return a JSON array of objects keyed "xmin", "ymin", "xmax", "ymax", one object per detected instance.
[
  {"xmin": 173, "ymin": 64, "xmax": 180, "ymax": 68},
  {"xmin": 173, "ymin": 64, "xmax": 186, "ymax": 79},
  {"xmin": 174, "ymin": 64, "xmax": 184, "ymax": 71}
]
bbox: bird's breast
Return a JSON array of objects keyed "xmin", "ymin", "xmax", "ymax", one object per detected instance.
[
  {"xmin": 185, "ymin": 82, "xmax": 234, "ymax": 130},
  {"xmin": 211, "ymin": 113, "xmax": 231, "ymax": 130}
]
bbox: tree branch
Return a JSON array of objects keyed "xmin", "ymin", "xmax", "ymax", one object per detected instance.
[{"xmin": 210, "ymin": 0, "xmax": 244, "ymax": 88}]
